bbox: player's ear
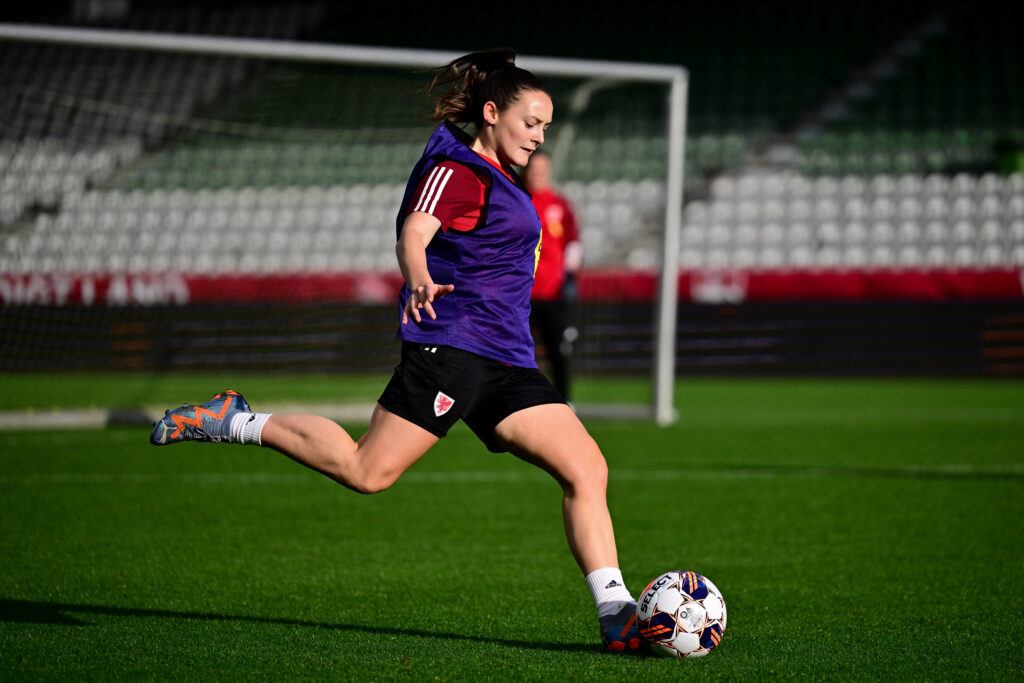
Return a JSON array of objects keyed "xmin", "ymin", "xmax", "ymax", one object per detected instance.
[{"xmin": 482, "ymin": 101, "xmax": 499, "ymax": 125}]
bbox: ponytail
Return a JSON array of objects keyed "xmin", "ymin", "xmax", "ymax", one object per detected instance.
[{"xmin": 426, "ymin": 48, "xmax": 547, "ymax": 128}]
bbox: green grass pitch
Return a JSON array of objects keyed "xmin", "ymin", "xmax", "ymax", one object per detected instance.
[{"xmin": 1, "ymin": 375, "xmax": 1022, "ymax": 680}]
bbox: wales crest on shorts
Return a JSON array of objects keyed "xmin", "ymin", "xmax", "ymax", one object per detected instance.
[{"xmin": 433, "ymin": 391, "xmax": 455, "ymax": 417}]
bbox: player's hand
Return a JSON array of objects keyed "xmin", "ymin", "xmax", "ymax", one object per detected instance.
[{"xmin": 402, "ymin": 283, "xmax": 455, "ymax": 324}]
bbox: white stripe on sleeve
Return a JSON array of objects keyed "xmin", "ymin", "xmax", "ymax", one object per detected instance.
[
  {"xmin": 413, "ymin": 166, "xmax": 442, "ymax": 213},
  {"xmin": 427, "ymin": 167, "xmax": 454, "ymax": 215}
]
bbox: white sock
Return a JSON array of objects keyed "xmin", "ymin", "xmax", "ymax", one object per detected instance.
[
  {"xmin": 585, "ymin": 567, "xmax": 634, "ymax": 618},
  {"xmin": 228, "ymin": 412, "xmax": 272, "ymax": 445}
]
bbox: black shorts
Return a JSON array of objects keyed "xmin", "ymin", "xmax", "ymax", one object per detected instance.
[{"xmin": 378, "ymin": 342, "xmax": 566, "ymax": 452}]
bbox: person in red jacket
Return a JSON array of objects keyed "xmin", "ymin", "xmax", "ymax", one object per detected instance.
[{"xmin": 524, "ymin": 150, "xmax": 582, "ymax": 402}]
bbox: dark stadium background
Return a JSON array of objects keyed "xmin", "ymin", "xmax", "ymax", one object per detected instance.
[{"xmin": 1, "ymin": 0, "xmax": 1021, "ymax": 377}]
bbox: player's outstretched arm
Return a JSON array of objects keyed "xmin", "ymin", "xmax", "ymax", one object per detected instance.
[{"xmin": 397, "ymin": 211, "xmax": 454, "ymax": 324}]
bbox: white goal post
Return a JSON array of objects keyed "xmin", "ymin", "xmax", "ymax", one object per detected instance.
[{"xmin": 0, "ymin": 23, "xmax": 688, "ymax": 425}]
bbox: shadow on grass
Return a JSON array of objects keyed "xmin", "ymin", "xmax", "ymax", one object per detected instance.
[{"xmin": 0, "ymin": 599, "xmax": 598, "ymax": 653}]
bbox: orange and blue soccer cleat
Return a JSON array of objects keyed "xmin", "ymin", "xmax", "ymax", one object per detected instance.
[
  {"xmin": 149, "ymin": 390, "xmax": 251, "ymax": 445},
  {"xmin": 599, "ymin": 600, "xmax": 644, "ymax": 652}
]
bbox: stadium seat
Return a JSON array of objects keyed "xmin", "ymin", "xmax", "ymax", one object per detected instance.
[
  {"xmin": 759, "ymin": 246, "xmax": 785, "ymax": 268},
  {"xmin": 870, "ymin": 221, "xmax": 895, "ymax": 245},
  {"xmin": 735, "ymin": 224, "xmax": 758, "ymax": 247},
  {"xmin": 924, "ymin": 196, "xmax": 949, "ymax": 220},
  {"xmin": 979, "ymin": 220, "xmax": 1001, "ymax": 246},
  {"xmin": 870, "ymin": 196, "xmax": 896, "ymax": 220},
  {"xmin": 978, "ymin": 244, "xmax": 1004, "ymax": 266},
  {"xmin": 788, "ymin": 199, "xmax": 812, "ymax": 222},
  {"xmin": 843, "ymin": 197, "xmax": 870, "ymax": 221},
  {"xmin": 870, "ymin": 245, "xmax": 896, "ymax": 267},
  {"xmin": 924, "ymin": 221, "xmax": 949, "ymax": 244},
  {"xmin": 786, "ymin": 222, "xmax": 813, "ymax": 247},
  {"xmin": 1011, "ymin": 244, "xmax": 1024, "ymax": 265},
  {"xmin": 840, "ymin": 221, "xmax": 865, "ymax": 245},
  {"xmin": 844, "ymin": 245, "xmax": 869, "ymax": 268},
  {"xmin": 762, "ymin": 198, "xmax": 786, "ymax": 223},
  {"xmin": 817, "ymin": 246, "xmax": 842, "ymax": 267},
  {"xmin": 761, "ymin": 222, "xmax": 786, "ymax": 247},
  {"xmin": 897, "ymin": 244, "xmax": 923, "ymax": 267},
  {"xmin": 896, "ymin": 220, "xmax": 921, "ymax": 244},
  {"xmin": 951, "ymin": 220, "xmax": 974, "ymax": 245},
  {"xmin": 1009, "ymin": 197, "xmax": 1024, "ymax": 218}
]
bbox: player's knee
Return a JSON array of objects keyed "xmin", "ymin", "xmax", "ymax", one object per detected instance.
[
  {"xmin": 588, "ymin": 450, "xmax": 609, "ymax": 493},
  {"xmin": 347, "ymin": 469, "xmax": 396, "ymax": 495},
  {"xmin": 563, "ymin": 444, "xmax": 608, "ymax": 498},
  {"xmin": 347, "ymin": 476, "xmax": 386, "ymax": 495},
  {"xmin": 335, "ymin": 442, "xmax": 400, "ymax": 494},
  {"xmin": 347, "ymin": 458, "xmax": 403, "ymax": 495}
]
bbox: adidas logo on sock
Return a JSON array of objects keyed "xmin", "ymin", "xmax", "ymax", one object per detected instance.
[
  {"xmin": 247, "ymin": 414, "xmax": 257, "ymax": 422},
  {"xmin": 605, "ymin": 580, "xmax": 622, "ymax": 589}
]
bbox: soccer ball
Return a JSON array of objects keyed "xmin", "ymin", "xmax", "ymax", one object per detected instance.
[{"xmin": 636, "ymin": 570, "xmax": 727, "ymax": 658}]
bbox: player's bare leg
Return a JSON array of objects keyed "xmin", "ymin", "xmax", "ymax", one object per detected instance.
[
  {"xmin": 260, "ymin": 404, "xmax": 439, "ymax": 494},
  {"xmin": 494, "ymin": 403, "xmax": 643, "ymax": 652},
  {"xmin": 494, "ymin": 403, "xmax": 615, "ymax": 572},
  {"xmin": 151, "ymin": 392, "xmax": 437, "ymax": 495}
]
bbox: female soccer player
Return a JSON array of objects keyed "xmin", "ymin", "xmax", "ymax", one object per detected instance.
[{"xmin": 150, "ymin": 48, "xmax": 642, "ymax": 652}]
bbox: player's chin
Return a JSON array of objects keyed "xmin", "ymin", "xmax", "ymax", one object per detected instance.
[{"xmin": 516, "ymin": 149, "xmax": 535, "ymax": 166}]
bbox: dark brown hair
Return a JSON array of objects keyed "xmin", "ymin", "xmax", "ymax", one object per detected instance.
[{"xmin": 426, "ymin": 48, "xmax": 547, "ymax": 128}]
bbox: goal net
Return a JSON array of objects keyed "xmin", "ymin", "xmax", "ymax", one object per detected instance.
[{"xmin": 0, "ymin": 22, "xmax": 686, "ymax": 424}]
